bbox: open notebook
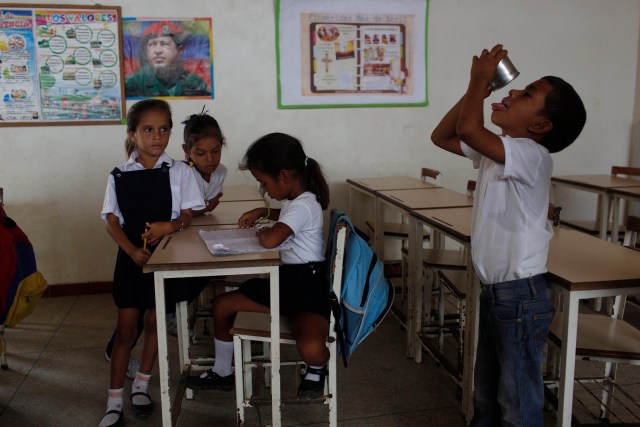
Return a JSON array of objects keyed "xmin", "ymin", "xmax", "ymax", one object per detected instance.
[{"xmin": 199, "ymin": 228, "xmax": 291, "ymax": 256}]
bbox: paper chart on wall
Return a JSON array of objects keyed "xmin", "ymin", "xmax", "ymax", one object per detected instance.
[
  {"xmin": 277, "ymin": 0, "xmax": 428, "ymax": 108},
  {"xmin": 0, "ymin": 4, "xmax": 124, "ymax": 126},
  {"xmin": 199, "ymin": 228, "xmax": 291, "ymax": 256}
]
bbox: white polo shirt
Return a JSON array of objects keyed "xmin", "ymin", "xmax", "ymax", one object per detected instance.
[
  {"xmin": 194, "ymin": 163, "xmax": 227, "ymax": 202},
  {"xmin": 277, "ymin": 191, "xmax": 325, "ymax": 264},
  {"xmin": 101, "ymin": 152, "xmax": 205, "ymax": 224},
  {"xmin": 461, "ymin": 135, "xmax": 553, "ymax": 285}
]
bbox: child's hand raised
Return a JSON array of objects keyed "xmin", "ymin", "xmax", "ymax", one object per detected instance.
[{"xmin": 470, "ymin": 44, "xmax": 508, "ymax": 96}]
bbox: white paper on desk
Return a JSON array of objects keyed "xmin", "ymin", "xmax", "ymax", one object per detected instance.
[{"xmin": 199, "ymin": 228, "xmax": 290, "ymax": 256}]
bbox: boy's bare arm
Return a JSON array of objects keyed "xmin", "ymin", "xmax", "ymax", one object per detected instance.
[
  {"xmin": 431, "ymin": 96, "xmax": 465, "ymax": 156},
  {"xmin": 457, "ymin": 45, "xmax": 507, "ymax": 164}
]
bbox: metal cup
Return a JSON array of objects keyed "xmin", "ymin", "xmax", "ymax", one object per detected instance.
[{"xmin": 489, "ymin": 56, "xmax": 520, "ymax": 91}]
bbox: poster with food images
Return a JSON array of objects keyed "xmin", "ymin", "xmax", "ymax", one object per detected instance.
[
  {"xmin": 277, "ymin": 0, "xmax": 428, "ymax": 108},
  {"xmin": 0, "ymin": 4, "xmax": 124, "ymax": 126}
]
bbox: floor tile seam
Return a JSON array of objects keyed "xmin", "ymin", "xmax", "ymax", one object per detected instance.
[{"xmin": 313, "ymin": 404, "xmax": 464, "ymax": 424}]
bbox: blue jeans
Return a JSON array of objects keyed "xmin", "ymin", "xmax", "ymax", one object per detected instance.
[{"xmin": 470, "ymin": 275, "xmax": 554, "ymax": 427}]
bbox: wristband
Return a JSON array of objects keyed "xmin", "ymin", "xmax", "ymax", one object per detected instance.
[{"xmin": 171, "ymin": 218, "xmax": 184, "ymax": 231}]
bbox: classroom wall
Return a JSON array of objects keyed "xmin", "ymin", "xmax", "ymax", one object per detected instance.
[{"xmin": 1, "ymin": 0, "xmax": 639, "ymax": 286}]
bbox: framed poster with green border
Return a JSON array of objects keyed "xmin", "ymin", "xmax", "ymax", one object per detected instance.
[
  {"xmin": 277, "ymin": 0, "xmax": 428, "ymax": 109},
  {"xmin": 0, "ymin": 4, "xmax": 125, "ymax": 126}
]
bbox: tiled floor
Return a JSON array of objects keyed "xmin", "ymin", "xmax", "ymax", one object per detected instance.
[
  {"xmin": 2, "ymin": 292, "xmax": 639, "ymax": 426},
  {"xmin": 0, "ymin": 292, "xmax": 469, "ymax": 427}
]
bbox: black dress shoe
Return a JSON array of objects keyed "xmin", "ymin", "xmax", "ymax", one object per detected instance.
[
  {"xmin": 131, "ymin": 391, "xmax": 153, "ymax": 419},
  {"xmin": 98, "ymin": 409, "xmax": 123, "ymax": 427}
]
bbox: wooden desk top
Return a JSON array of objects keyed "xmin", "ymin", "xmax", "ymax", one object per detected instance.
[
  {"xmin": 347, "ymin": 176, "xmax": 439, "ymax": 193},
  {"xmin": 191, "ymin": 200, "xmax": 265, "ymax": 226},
  {"xmin": 219, "ymin": 185, "xmax": 263, "ymax": 202},
  {"xmin": 378, "ymin": 188, "xmax": 473, "ymax": 210},
  {"xmin": 611, "ymin": 186, "xmax": 640, "ymax": 197},
  {"xmin": 546, "ymin": 227, "xmax": 640, "ymax": 291},
  {"xmin": 411, "ymin": 207, "xmax": 473, "ymax": 242},
  {"xmin": 144, "ymin": 226, "xmax": 280, "ymax": 272},
  {"xmin": 552, "ymin": 174, "xmax": 640, "ymax": 191}
]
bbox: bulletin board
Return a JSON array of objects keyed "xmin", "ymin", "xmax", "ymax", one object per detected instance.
[
  {"xmin": 277, "ymin": 0, "xmax": 429, "ymax": 109},
  {"xmin": 0, "ymin": 4, "xmax": 125, "ymax": 126}
]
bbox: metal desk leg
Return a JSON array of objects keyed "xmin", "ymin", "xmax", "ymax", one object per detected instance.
[
  {"xmin": 461, "ymin": 256, "xmax": 478, "ymax": 421},
  {"xmin": 599, "ymin": 193, "xmax": 611, "ymax": 240},
  {"xmin": 557, "ymin": 292, "xmax": 580, "ymax": 427},
  {"xmin": 154, "ymin": 272, "xmax": 172, "ymax": 427},
  {"xmin": 269, "ymin": 267, "xmax": 281, "ymax": 427},
  {"xmin": 407, "ymin": 216, "xmax": 421, "ymax": 360}
]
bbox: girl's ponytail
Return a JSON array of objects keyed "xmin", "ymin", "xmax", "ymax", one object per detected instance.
[{"xmin": 303, "ymin": 157, "xmax": 330, "ymax": 209}]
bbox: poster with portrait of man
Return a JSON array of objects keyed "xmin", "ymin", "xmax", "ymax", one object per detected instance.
[{"xmin": 123, "ymin": 18, "xmax": 213, "ymax": 99}]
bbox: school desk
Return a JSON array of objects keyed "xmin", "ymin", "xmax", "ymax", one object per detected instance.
[
  {"xmin": 346, "ymin": 176, "xmax": 440, "ymax": 251},
  {"xmin": 218, "ymin": 184, "xmax": 263, "ymax": 202},
  {"xmin": 407, "ymin": 211, "xmax": 640, "ymax": 423},
  {"xmin": 408, "ymin": 206, "xmax": 476, "ymax": 419},
  {"xmin": 144, "ymin": 225, "xmax": 281, "ymax": 427},
  {"xmin": 376, "ymin": 188, "xmax": 473, "ymax": 264},
  {"xmin": 191, "ymin": 200, "xmax": 265, "ymax": 226},
  {"xmin": 610, "ymin": 186, "xmax": 640, "ymax": 238},
  {"xmin": 545, "ymin": 227, "xmax": 640, "ymax": 427},
  {"xmin": 551, "ymin": 174, "xmax": 640, "ymax": 239}
]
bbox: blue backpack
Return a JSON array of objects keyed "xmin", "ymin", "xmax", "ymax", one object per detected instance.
[{"xmin": 327, "ymin": 210, "xmax": 394, "ymax": 367}]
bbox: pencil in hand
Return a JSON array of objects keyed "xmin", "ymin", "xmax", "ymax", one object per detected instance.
[{"xmin": 143, "ymin": 226, "xmax": 148, "ymax": 251}]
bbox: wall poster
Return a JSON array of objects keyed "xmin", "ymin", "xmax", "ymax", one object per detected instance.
[
  {"xmin": 122, "ymin": 18, "xmax": 213, "ymax": 100},
  {"xmin": 0, "ymin": 4, "xmax": 125, "ymax": 126},
  {"xmin": 277, "ymin": 0, "xmax": 428, "ymax": 108}
]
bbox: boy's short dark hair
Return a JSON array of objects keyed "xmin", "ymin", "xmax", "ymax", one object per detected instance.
[{"xmin": 540, "ymin": 76, "xmax": 587, "ymax": 153}]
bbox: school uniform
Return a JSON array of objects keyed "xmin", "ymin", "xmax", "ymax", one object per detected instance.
[
  {"xmin": 101, "ymin": 152, "xmax": 204, "ymax": 309},
  {"xmin": 461, "ymin": 135, "xmax": 554, "ymax": 427},
  {"xmin": 239, "ymin": 191, "xmax": 329, "ymax": 318},
  {"xmin": 191, "ymin": 162, "xmax": 227, "ymax": 202}
]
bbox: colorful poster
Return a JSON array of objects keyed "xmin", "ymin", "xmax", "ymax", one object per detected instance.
[
  {"xmin": 277, "ymin": 0, "xmax": 428, "ymax": 108},
  {"xmin": 123, "ymin": 18, "xmax": 213, "ymax": 100},
  {"xmin": 0, "ymin": 5, "xmax": 124, "ymax": 126},
  {"xmin": 0, "ymin": 9, "xmax": 39, "ymax": 122}
]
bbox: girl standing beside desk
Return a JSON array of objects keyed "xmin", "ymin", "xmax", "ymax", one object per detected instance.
[{"xmin": 99, "ymin": 99, "xmax": 204, "ymax": 427}]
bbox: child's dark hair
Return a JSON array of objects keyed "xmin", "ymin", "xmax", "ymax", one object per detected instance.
[
  {"xmin": 182, "ymin": 108, "xmax": 226, "ymax": 150},
  {"xmin": 540, "ymin": 76, "xmax": 587, "ymax": 153},
  {"xmin": 240, "ymin": 132, "xmax": 330, "ymax": 209},
  {"xmin": 124, "ymin": 99, "xmax": 173, "ymax": 157}
]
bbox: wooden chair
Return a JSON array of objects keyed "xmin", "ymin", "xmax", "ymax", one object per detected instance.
[
  {"xmin": 560, "ymin": 166, "xmax": 640, "ymax": 237},
  {"xmin": 545, "ymin": 214, "xmax": 640, "ymax": 424},
  {"xmin": 229, "ymin": 220, "xmax": 347, "ymax": 426}
]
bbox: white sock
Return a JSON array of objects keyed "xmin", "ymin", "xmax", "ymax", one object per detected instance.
[
  {"xmin": 304, "ymin": 365, "xmax": 325, "ymax": 382},
  {"xmin": 131, "ymin": 372, "xmax": 151, "ymax": 405},
  {"xmin": 208, "ymin": 338, "xmax": 233, "ymax": 377},
  {"xmin": 99, "ymin": 388, "xmax": 123, "ymax": 427}
]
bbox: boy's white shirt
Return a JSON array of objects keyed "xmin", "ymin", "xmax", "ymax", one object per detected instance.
[
  {"xmin": 101, "ymin": 152, "xmax": 205, "ymax": 224},
  {"xmin": 461, "ymin": 135, "xmax": 553, "ymax": 284},
  {"xmin": 194, "ymin": 163, "xmax": 227, "ymax": 201},
  {"xmin": 277, "ymin": 191, "xmax": 324, "ymax": 264}
]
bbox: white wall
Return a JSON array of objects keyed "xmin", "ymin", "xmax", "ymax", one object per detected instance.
[{"xmin": 1, "ymin": 0, "xmax": 639, "ymax": 285}]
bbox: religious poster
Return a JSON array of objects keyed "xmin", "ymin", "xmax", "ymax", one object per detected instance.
[
  {"xmin": 277, "ymin": 0, "xmax": 428, "ymax": 108},
  {"xmin": 122, "ymin": 18, "xmax": 213, "ymax": 100},
  {"xmin": 0, "ymin": 4, "xmax": 125, "ymax": 126}
]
